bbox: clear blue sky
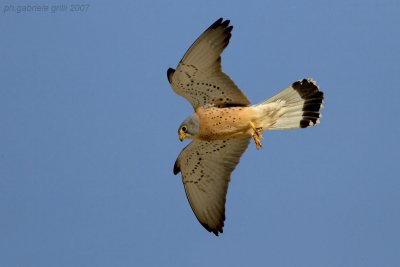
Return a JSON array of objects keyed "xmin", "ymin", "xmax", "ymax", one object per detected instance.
[{"xmin": 1, "ymin": 0, "xmax": 399, "ymax": 266}]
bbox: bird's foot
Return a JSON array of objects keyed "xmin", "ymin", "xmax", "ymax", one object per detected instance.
[{"xmin": 252, "ymin": 127, "xmax": 263, "ymax": 149}]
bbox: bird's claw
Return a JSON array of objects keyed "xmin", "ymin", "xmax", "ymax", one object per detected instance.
[{"xmin": 252, "ymin": 127, "xmax": 263, "ymax": 149}]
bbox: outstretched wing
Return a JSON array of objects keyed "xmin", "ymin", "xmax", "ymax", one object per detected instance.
[
  {"xmin": 167, "ymin": 18, "xmax": 251, "ymax": 109},
  {"xmin": 173, "ymin": 137, "xmax": 250, "ymax": 235}
]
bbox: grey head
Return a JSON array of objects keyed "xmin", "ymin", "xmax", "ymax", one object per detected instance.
[{"xmin": 178, "ymin": 113, "xmax": 200, "ymax": 141}]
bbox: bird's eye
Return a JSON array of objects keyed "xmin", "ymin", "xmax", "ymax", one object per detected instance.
[{"xmin": 181, "ymin": 126, "xmax": 188, "ymax": 133}]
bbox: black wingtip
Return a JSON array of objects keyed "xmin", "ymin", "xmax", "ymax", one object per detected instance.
[
  {"xmin": 210, "ymin": 18, "xmax": 232, "ymax": 30},
  {"xmin": 201, "ymin": 222, "xmax": 223, "ymax": 236},
  {"xmin": 167, "ymin": 68, "xmax": 175, "ymax": 83},
  {"xmin": 173, "ymin": 159, "xmax": 180, "ymax": 175},
  {"xmin": 210, "ymin": 18, "xmax": 224, "ymax": 28},
  {"xmin": 221, "ymin": 19, "xmax": 230, "ymax": 27}
]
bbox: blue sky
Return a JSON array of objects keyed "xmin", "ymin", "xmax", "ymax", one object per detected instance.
[{"xmin": 1, "ymin": 0, "xmax": 399, "ymax": 266}]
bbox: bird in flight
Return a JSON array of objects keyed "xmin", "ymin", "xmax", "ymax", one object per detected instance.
[{"xmin": 167, "ymin": 18, "xmax": 324, "ymax": 235}]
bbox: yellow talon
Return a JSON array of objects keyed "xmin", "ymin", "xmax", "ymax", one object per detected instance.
[{"xmin": 252, "ymin": 127, "xmax": 263, "ymax": 149}]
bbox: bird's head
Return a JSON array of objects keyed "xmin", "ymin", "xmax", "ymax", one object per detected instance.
[{"xmin": 178, "ymin": 113, "xmax": 200, "ymax": 141}]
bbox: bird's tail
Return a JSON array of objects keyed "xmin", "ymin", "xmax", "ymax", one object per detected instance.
[{"xmin": 252, "ymin": 79, "xmax": 324, "ymax": 130}]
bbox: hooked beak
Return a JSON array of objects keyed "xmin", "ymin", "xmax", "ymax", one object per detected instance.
[{"xmin": 178, "ymin": 129, "xmax": 186, "ymax": 141}]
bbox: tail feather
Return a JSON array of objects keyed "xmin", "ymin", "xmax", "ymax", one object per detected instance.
[{"xmin": 255, "ymin": 79, "xmax": 324, "ymax": 129}]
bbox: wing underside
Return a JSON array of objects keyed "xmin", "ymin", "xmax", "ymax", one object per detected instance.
[
  {"xmin": 174, "ymin": 138, "xmax": 250, "ymax": 235},
  {"xmin": 167, "ymin": 18, "xmax": 251, "ymax": 109}
]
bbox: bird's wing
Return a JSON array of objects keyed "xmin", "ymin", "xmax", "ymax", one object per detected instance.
[
  {"xmin": 167, "ymin": 18, "xmax": 251, "ymax": 109},
  {"xmin": 173, "ymin": 137, "xmax": 250, "ymax": 235}
]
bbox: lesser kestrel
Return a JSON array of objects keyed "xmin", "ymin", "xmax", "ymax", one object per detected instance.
[{"xmin": 167, "ymin": 18, "xmax": 324, "ymax": 235}]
